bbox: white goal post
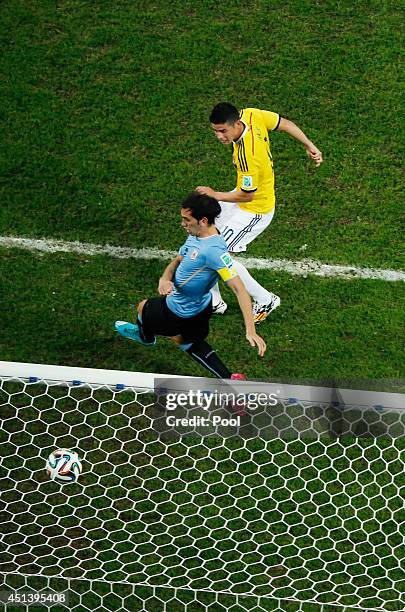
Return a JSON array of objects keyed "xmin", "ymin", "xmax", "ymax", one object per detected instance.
[{"xmin": 0, "ymin": 360, "xmax": 403, "ymax": 612}]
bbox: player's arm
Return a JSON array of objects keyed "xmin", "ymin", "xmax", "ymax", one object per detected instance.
[
  {"xmin": 276, "ymin": 117, "xmax": 323, "ymax": 166},
  {"xmin": 195, "ymin": 186, "xmax": 254, "ymax": 203},
  {"xmin": 158, "ymin": 255, "xmax": 183, "ymax": 295},
  {"xmin": 212, "ymin": 249, "xmax": 265, "ymax": 356},
  {"xmin": 225, "ymin": 276, "xmax": 267, "ymax": 357}
]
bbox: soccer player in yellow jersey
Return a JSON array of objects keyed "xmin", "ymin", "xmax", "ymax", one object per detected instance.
[{"xmin": 197, "ymin": 102, "xmax": 323, "ymax": 323}]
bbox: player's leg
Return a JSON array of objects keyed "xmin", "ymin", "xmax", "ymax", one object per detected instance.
[
  {"xmin": 211, "ymin": 201, "xmax": 237, "ymax": 313},
  {"xmin": 136, "ymin": 300, "xmax": 158, "ymax": 343},
  {"xmin": 225, "ymin": 207, "xmax": 274, "ymax": 254},
  {"xmin": 227, "ymin": 251, "xmax": 280, "ymax": 324},
  {"xmin": 232, "ymin": 259, "xmax": 280, "ymax": 323},
  {"xmin": 115, "ymin": 298, "xmax": 166, "ymax": 346},
  {"xmin": 211, "ymin": 286, "xmax": 227, "ymax": 314},
  {"xmin": 225, "ymin": 209, "xmax": 280, "ymax": 321},
  {"xmin": 176, "ymin": 303, "xmax": 244, "ymax": 378},
  {"xmin": 115, "ymin": 299, "xmax": 157, "ymax": 345},
  {"xmin": 215, "ymin": 207, "xmax": 280, "ymax": 321},
  {"xmin": 172, "ymin": 335, "xmax": 233, "ymax": 378},
  {"xmin": 116, "ymin": 298, "xmax": 244, "ymax": 378}
]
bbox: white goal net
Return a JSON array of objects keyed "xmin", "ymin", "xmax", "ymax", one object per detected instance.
[{"xmin": 0, "ymin": 361, "xmax": 403, "ymax": 612}]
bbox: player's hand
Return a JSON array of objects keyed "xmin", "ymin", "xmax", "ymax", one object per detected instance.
[
  {"xmin": 246, "ymin": 332, "xmax": 267, "ymax": 357},
  {"xmin": 196, "ymin": 186, "xmax": 217, "ymax": 198},
  {"xmin": 158, "ymin": 279, "xmax": 174, "ymax": 296},
  {"xmin": 305, "ymin": 144, "xmax": 323, "ymax": 167}
]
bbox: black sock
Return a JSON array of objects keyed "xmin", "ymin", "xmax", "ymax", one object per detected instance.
[
  {"xmin": 186, "ymin": 340, "xmax": 232, "ymax": 378},
  {"xmin": 137, "ymin": 316, "xmax": 156, "ymax": 344}
]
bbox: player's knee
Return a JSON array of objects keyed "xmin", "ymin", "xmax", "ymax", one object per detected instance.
[
  {"xmin": 137, "ymin": 300, "xmax": 147, "ymax": 315},
  {"xmin": 170, "ymin": 335, "xmax": 194, "ymax": 351},
  {"xmin": 171, "ymin": 335, "xmax": 184, "ymax": 346}
]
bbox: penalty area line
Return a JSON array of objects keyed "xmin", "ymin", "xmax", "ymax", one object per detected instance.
[{"xmin": 0, "ymin": 235, "xmax": 404, "ymax": 282}]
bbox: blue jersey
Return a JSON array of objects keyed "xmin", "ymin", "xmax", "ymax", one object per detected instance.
[{"xmin": 166, "ymin": 234, "xmax": 238, "ymax": 317}]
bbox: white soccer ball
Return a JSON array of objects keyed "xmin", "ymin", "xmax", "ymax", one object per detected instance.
[{"xmin": 46, "ymin": 449, "xmax": 82, "ymax": 483}]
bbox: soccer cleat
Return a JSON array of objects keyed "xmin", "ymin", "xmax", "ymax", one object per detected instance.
[
  {"xmin": 253, "ymin": 294, "xmax": 281, "ymax": 324},
  {"xmin": 212, "ymin": 300, "xmax": 228, "ymax": 315},
  {"xmin": 115, "ymin": 321, "xmax": 156, "ymax": 346}
]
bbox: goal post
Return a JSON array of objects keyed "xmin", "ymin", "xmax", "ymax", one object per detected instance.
[{"xmin": 0, "ymin": 360, "xmax": 403, "ymax": 612}]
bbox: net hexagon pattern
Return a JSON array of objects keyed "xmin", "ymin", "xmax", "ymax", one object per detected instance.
[{"xmin": 0, "ymin": 375, "xmax": 403, "ymax": 612}]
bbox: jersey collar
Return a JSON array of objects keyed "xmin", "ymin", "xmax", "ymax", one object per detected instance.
[{"xmin": 233, "ymin": 120, "xmax": 248, "ymax": 144}]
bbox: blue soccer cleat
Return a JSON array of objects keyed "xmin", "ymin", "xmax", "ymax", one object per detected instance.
[{"xmin": 115, "ymin": 321, "xmax": 156, "ymax": 346}]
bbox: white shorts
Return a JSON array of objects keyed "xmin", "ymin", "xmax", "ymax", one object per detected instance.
[{"xmin": 216, "ymin": 201, "xmax": 275, "ymax": 253}]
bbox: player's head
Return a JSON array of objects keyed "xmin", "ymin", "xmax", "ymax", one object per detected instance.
[
  {"xmin": 181, "ymin": 193, "xmax": 221, "ymax": 236},
  {"xmin": 209, "ymin": 102, "xmax": 243, "ymax": 145}
]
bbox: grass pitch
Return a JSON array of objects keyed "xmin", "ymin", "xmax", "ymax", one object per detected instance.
[
  {"xmin": 0, "ymin": 2, "xmax": 404, "ymax": 611},
  {"xmin": 0, "ymin": 1, "xmax": 403, "ymax": 380},
  {"xmin": 1, "ymin": 1, "xmax": 403, "ymax": 267},
  {"xmin": 1, "ymin": 248, "xmax": 404, "ymax": 380}
]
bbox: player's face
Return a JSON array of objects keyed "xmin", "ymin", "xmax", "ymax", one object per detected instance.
[
  {"xmin": 211, "ymin": 121, "xmax": 243, "ymax": 145},
  {"xmin": 181, "ymin": 210, "xmax": 202, "ymax": 236}
]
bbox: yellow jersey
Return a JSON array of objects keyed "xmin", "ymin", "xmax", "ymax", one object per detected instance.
[{"xmin": 233, "ymin": 107, "xmax": 280, "ymax": 214}]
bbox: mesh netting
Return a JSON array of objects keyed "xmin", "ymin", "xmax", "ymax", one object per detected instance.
[{"xmin": 0, "ymin": 373, "xmax": 403, "ymax": 612}]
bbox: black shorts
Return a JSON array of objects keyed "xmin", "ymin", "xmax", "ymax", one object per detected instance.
[{"xmin": 142, "ymin": 297, "xmax": 212, "ymax": 344}]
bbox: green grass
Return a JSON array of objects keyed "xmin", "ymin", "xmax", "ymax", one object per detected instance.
[
  {"xmin": 0, "ymin": 0, "xmax": 403, "ymax": 381},
  {"xmin": 0, "ymin": 2, "xmax": 404, "ymax": 611},
  {"xmin": 0, "ymin": 247, "xmax": 403, "ymax": 379},
  {"xmin": 0, "ymin": 1, "xmax": 404, "ymax": 269}
]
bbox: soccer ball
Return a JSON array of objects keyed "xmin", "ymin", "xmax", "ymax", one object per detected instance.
[{"xmin": 46, "ymin": 449, "xmax": 82, "ymax": 483}]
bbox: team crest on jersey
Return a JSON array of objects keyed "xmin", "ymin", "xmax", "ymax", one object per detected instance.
[
  {"xmin": 220, "ymin": 253, "xmax": 234, "ymax": 269},
  {"xmin": 242, "ymin": 175, "xmax": 253, "ymax": 189},
  {"xmin": 190, "ymin": 248, "xmax": 199, "ymax": 260}
]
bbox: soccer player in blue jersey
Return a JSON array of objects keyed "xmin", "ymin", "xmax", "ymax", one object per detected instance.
[{"xmin": 115, "ymin": 192, "xmax": 266, "ymax": 379}]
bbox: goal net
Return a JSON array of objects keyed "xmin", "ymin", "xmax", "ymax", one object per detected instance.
[{"xmin": 0, "ymin": 361, "xmax": 403, "ymax": 612}]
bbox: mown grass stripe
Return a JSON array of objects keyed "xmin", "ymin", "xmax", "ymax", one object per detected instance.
[{"xmin": 1, "ymin": 235, "xmax": 404, "ymax": 282}]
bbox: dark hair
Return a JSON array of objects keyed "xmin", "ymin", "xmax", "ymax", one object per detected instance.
[
  {"xmin": 209, "ymin": 102, "xmax": 239, "ymax": 125},
  {"xmin": 181, "ymin": 192, "xmax": 221, "ymax": 225}
]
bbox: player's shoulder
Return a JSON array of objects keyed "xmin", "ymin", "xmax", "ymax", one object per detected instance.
[
  {"xmin": 242, "ymin": 106, "xmax": 280, "ymax": 134},
  {"xmin": 240, "ymin": 107, "xmax": 266, "ymax": 119},
  {"xmin": 241, "ymin": 108, "xmax": 274, "ymax": 134},
  {"xmin": 213, "ymin": 232, "xmax": 228, "ymax": 248},
  {"xmin": 203, "ymin": 234, "xmax": 228, "ymax": 260},
  {"xmin": 203, "ymin": 233, "xmax": 227, "ymax": 252}
]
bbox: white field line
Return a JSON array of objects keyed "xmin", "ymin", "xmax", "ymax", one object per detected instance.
[{"xmin": 1, "ymin": 235, "xmax": 404, "ymax": 282}]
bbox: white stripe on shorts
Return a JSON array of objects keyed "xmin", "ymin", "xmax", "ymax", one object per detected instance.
[{"xmin": 227, "ymin": 215, "xmax": 262, "ymax": 252}]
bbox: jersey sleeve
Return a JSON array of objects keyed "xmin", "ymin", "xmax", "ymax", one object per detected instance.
[
  {"xmin": 261, "ymin": 109, "xmax": 280, "ymax": 132},
  {"xmin": 206, "ymin": 247, "xmax": 238, "ymax": 283}
]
